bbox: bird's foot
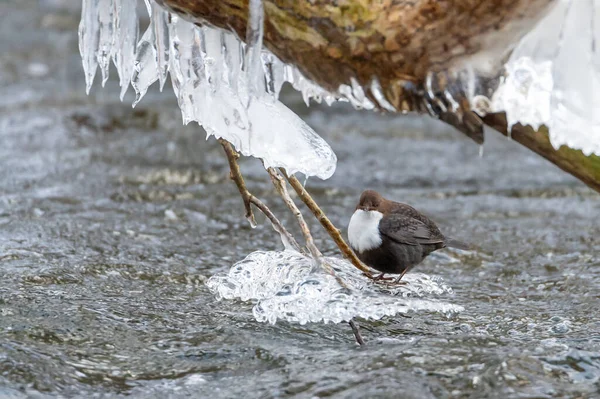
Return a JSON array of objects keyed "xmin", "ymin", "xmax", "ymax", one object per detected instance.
[
  {"xmin": 373, "ymin": 273, "xmax": 395, "ymax": 281},
  {"xmin": 378, "ymin": 279, "xmax": 408, "ymax": 286},
  {"xmin": 386, "ymin": 269, "xmax": 410, "ymax": 285}
]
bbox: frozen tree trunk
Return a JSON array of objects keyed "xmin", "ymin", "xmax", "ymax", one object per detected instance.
[
  {"xmin": 158, "ymin": 0, "xmax": 600, "ymax": 193},
  {"xmin": 158, "ymin": 0, "xmax": 553, "ymax": 99}
]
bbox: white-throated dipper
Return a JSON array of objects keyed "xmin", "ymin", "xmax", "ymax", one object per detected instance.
[{"xmin": 348, "ymin": 190, "xmax": 468, "ymax": 281}]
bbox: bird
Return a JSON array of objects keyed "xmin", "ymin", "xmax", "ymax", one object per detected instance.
[{"xmin": 347, "ymin": 190, "xmax": 469, "ymax": 282}]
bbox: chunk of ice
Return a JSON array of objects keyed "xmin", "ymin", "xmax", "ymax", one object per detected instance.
[{"xmin": 206, "ymin": 250, "xmax": 463, "ymax": 325}]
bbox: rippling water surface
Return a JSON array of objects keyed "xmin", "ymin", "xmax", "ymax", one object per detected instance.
[{"xmin": 1, "ymin": 1, "xmax": 599, "ymax": 398}]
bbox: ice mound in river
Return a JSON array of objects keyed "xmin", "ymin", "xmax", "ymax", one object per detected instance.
[{"xmin": 206, "ymin": 251, "xmax": 463, "ymax": 324}]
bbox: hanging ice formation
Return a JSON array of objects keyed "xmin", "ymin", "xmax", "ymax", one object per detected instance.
[
  {"xmin": 79, "ymin": 0, "xmax": 338, "ymax": 180},
  {"xmin": 78, "ymin": 0, "xmax": 462, "ymax": 324},
  {"xmin": 488, "ymin": 0, "xmax": 600, "ymax": 156}
]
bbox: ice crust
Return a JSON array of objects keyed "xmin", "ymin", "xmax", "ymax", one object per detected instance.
[
  {"xmin": 206, "ymin": 251, "xmax": 463, "ymax": 325},
  {"xmin": 492, "ymin": 0, "xmax": 600, "ymax": 155}
]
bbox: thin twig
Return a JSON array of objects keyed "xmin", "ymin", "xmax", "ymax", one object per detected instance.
[
  {"xmin": 267, "ymin": 168, "xmax": 349, "ymax": 283},
  {"xmin": 266, "ymin": 167, "xmax": 322, "ymax": 260},
  {"xmin": 280, "ymin": 169, "xmax": 373, "ymax": 278},
  {"xmin": 220, "ymin": 141, "xmax": 363, "ymax": 345},
  {"xmin": 349, "ymin": 319, "xmax": 365, "ymax": 346},
  {"xmin": 219, "ymin": 139, "xmax": 301, "ymax": 252},
  {"xmin": 219, "ymin": 139, "xmax": 255, "ymax": 225}
]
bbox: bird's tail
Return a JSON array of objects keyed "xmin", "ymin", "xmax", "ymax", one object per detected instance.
[{"xmin": 445, "ymin": 238, "xmax": 471, "ymax": 251}]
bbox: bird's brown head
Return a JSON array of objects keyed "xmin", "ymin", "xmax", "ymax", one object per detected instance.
[{"xmin": 356, "ymin": 190, "xmax": 384, "ymax": 211}]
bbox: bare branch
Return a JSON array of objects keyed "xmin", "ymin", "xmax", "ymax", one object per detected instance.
[
  {"xmin": 220, "ymin": 141, "xmax": 364, "ymax": 344},
  {"xmin": 266, "ymin": 167, "xmax": 322, "ymax": 260},
  {"xmin": 349, "ymin": 319, "xmax": 365, "ymax": 346},
  {"xmin": 281, "ymin": 170, "xmax": 374, "ymax": 278},
  {"xmin": 219, "ymin": 139, "xmax": 302, "ymax": 252}
]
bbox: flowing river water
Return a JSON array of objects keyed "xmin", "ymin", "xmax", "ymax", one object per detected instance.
[{"xmin": 1, "ymin": 1, "xmax": 599, "ymax": 398}]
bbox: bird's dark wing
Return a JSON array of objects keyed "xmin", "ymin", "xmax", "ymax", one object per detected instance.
[{"xmin": 379, "ymin": 214, "xmax": 445, "ymax": 246}]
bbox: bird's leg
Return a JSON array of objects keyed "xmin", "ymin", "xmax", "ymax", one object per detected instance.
[{"xmin": 393, "ymin": 268, "xmax": 410, "ymax": 284}]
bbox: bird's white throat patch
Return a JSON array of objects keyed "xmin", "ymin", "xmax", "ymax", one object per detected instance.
[{"xmin": 348, "ymin": 209, "xmax": 383, "ymax": 253}]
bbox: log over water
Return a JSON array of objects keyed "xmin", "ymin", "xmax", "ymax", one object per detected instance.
[{"xmin": 158, "ymin": 0, "xmax": 600, "ymax": 193}]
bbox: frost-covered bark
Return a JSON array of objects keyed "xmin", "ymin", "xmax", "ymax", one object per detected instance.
[
  {"xmin": 157, "ymin": 0, "xmax": 554, "ymax": 107},
  {"xmin": 157, "ymin": 0, "xmax": 600, "ymax": 193}
]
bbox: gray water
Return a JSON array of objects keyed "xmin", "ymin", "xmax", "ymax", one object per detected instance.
[{"xmin": 1, "ymin": 1, "xmax": 599, "ymax": 398}]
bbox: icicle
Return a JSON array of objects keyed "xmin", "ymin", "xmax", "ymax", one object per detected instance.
[
  {"xmin": 270, "ymin": 56, "xmax": 286, "ymax": 100},
  {"xmin": 97, "ymin": 0, "xmax": 115, "ymax": 86},
  {"xmin": 223, "ymin": 31, "xmax": 242, "ymax": 94},
  {"xmin": 203, "ymin": 26, "xmax": 224, "ymax": 94},
  {"xmin": 143, "ymin": 0, "xmax": 152, "ymax": 17},
  {"xmin": 272, "ymin": 225, "xmax": 296, "ymax": 252},
  {"xmin": 78, "ymin": 0, "xmax": 100, "ymax": 94},
  {"xmin": 166, "ymin": 14, "xmax": 182, "ymax": 98},
  {"xmin": 243, "ymin": 0, "xmax": 265, "ymax": 106},
  {"xmin": 188, "ymin": 27, "xmax": 210, "ymax": 124},
  {"xmin": 338, "ymin": 84, "xmax": 365, "ymax": 109},
  {"xmin": 152, "ymin": 2, "xmax": 170, "ymax": 91},
  {"xmin": 261, "ymin": 53, "xmax": 285, "ymax": 101},
  {"xmin": 113, "ymin": 0, "xmax": 138, "ymax": 100},
  {"xmin": 350, "ymin": 77, "xmax": 374, "ymax": 110},
  {"xmin": 131, "ymin": 27, "xmax": 159, "ymax": 107},
  {"xmin": 247, "ymin": 216, "xmax": 258, "ymax": 229},
  {"xmin": 168, "ymin": 15, "xmax": 203, "ymax": 123},
  {"xmin": 370, "ymin": 78, "xmax": 396, "ymax": 112}
]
